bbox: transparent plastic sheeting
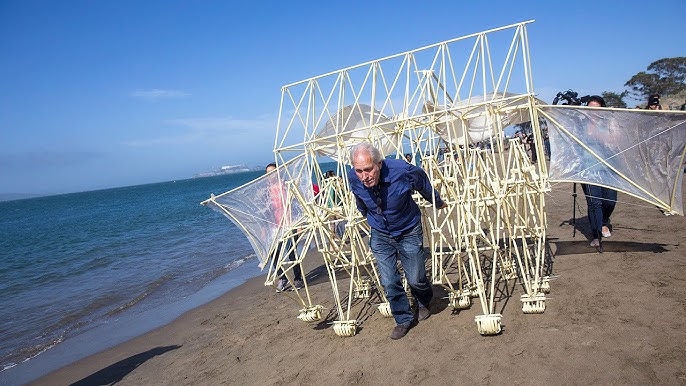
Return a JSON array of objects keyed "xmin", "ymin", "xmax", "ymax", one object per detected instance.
[
  {"xmin": 425, "ymin": 92, "xmax": 542, "ymax": 146},
  {"xmin": 203, "ymin": 156, "xmax": 313, "ymax": 265},
  {"xmin": 540, "ymin": 106, "xmax": 686, "ymax": 215},
  {"xmin": 314, "ymin": 103, "xmax": 399, "ymax": 162}
]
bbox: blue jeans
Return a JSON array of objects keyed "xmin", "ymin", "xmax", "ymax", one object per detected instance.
[
  {"xmin": 582, "ymin": 184, "xmax": 617, "ymax": 239},
  {"xmin": 370, "ymin": 222, "xmax": 433, "ymax": 326}
]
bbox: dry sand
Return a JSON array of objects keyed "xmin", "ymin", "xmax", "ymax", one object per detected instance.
[{"xmin": 30, "ymin": 179, "xmax": 686, "ymax": 385}]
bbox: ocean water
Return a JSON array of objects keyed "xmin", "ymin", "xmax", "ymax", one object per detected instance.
[{"xmin": 0, "ymin": 171, "xmax": 265, "ymax": 384}]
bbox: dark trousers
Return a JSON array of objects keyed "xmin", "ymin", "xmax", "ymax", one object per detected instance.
[
  {"xmin": 271, "ymin": 233, "xmax": 303, "ymax": 281},
  {"xmin": 582, "ymin": 184, "xmax": 617, "ymax": 239}
]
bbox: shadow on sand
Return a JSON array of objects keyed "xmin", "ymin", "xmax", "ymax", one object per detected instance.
[
  {"xmin": 550, "ymin": 238, "xmax": 671, "ymax": 256},
  {"xmin": 69, "ymin": 345, "xmax": 181, "ymax": 386}
]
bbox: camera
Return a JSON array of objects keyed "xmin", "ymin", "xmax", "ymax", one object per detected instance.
[
  {"xmin": 553, "ymin": 90, "xmax": 580, "ymax": 105},
  {"xmin": 552, "ymin": 89, "xmax": 592, "ymax": 106}
]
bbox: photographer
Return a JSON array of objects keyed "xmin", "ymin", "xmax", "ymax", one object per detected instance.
[
  {"xmin": 553, "ymin": 91, "xmax": 618, "ymax": 249},
  {"xmin": 646, "ymin": 94, "xmax": 662, "ymax": 110},
  {"xmin": 580, "ymin": 95, "xmax": 617, "ymax": 248}
]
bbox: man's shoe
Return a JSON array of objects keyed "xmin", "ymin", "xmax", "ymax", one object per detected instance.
[
  {"xmin": 293, "ymin": 279, "xmax": 305, "ymax": 290},
  {"xmin": 417, "ymin": 306, "xmax": 431, "ymax": 321},
  {"xmin": 390, "ymin": 324, "xmax": 410, "ymax": 340},
  {"xmin": 275, "ymin": 278, "xmax": 288, "ymax": 292},
  {"xmin": 590, "ymin": 239, "xmax": 600, "ymax": 248}
]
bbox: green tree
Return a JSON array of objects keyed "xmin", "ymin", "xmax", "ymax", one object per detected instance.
[
  {"xmin": 601, "ymin": 91, "xmax": 628, "ymax": 108},
  {"xmin": 624, "ymin": 57, "xmax": 686, "ymax": 99}
]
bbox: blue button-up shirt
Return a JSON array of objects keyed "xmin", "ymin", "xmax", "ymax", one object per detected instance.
[{"xmin": 347, "ymin": 158, "xmax": 445, "ymax": 237}]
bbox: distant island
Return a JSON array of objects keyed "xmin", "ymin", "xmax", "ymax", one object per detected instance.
[{"xmin": 192, "ymin": 164, "xmax": 261, "ymax": 178}]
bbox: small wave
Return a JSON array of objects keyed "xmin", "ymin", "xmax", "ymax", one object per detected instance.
[
  {"xmin": 224, "ymin": 253, "xmax": 257, "ymax": 271},
  {"xmin": 1, "ymin": 273, "xmax": 174, "ymax": 372},
  {"xmin": 105, "ymin": 273, "xmax": 173, "ymax": 317},
  {"xmin": 179, "ymin": 253, "xmax": 257, "ymax": 290},
  {"xmin": 41, "ymin": 291, "xmax": 126, "ymax": 337},
  {"xmin": 0, "ymin": 293, "xmax": 117, "ymax": 372},
  {"xmin": 208, "ymin": 253, "xmax": 258, "ymax": 282},
  {"xmin": 1, "ymin": 335, "xmax": 63, "ymax": 373}
]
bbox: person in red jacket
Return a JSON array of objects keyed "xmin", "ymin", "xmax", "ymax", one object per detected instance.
[{"xmin": 266, "ymin": 163, "xmax": 304, "ymax": 291}]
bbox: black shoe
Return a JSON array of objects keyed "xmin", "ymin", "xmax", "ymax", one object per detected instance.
[
  {"xmin": 390, "ymin": 324, "xmax": 410, "ymax": 340},
  {"xmin": 417, "ymin": 306, "xmax": 431, "ymax": 321}
]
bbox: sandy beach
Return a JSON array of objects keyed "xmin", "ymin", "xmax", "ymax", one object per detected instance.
[{"xmin": 30, "ymin": 178, "xmax": 686, "ymax": 385}]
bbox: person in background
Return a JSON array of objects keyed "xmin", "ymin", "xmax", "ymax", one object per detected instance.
[
  {"xmin": 647, "ymin": 94, "xmax": 662, "ymax": 110},
  {"xmin": 404, "ymin": 153, "xmax": 413, "ymax": 163},
  {"xmin": 526, "ymin": 131, "xmax": 538, "ymax": 163},
  {"xmin": 323, "ymin": 170, "xmax": 345, "ymax": 243},
  {"xmin": 581, "ymin": 96, "xmax": 617, "ymax": 249},
  {"xmin": 323, "ymin": 170, "xmax": 341, "ymax": 209},
  {"xmin": 542, "ymin": 121, "xmax": 551, "ymax": 160},
  {"xmin": 347, "ymin": 142, "xmax": 448, "ymax": 340},
  {"xmin": 266, "ymin": 163, "xmax": 304, "ymax": 291}
]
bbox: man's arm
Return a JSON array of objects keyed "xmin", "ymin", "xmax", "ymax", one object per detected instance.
[
  {"xmin": 354, "ymin": 194, "xmax": 369, "ymax": 217},
  {"xmin": 407, "ymin": 164, "xmax": 446, "ymax": 208}
]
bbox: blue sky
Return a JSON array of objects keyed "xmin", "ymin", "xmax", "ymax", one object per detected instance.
[{"xmin": 1, "ymin": 0, "xmax": 684, "ymax": 195}]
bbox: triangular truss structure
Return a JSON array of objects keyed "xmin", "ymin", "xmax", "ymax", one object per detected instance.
[{"xmin": 202, "ymin": 20, "xmax": 686, "ymax": 337}]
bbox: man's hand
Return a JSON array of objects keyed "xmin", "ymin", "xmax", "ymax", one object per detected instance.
[{"xmin": 437, "ymin": 201, "xmax": 448, "ymax": 210}]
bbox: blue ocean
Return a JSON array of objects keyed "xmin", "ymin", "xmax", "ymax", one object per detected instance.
[{"xmin": 0, "ymin": 171, "xmax": 266, "ymax": 384}]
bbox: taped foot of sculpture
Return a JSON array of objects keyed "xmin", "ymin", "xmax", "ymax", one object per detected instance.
[
  {"xmin": 475, "ymin": 314, "xmax": 502, "ymax": 335},
  {"xmin": 332, "ymin": 320, "xmax": 358, "ymax": 337},
  {"xmin": 378, "ymin": 302, "xmax": 393, "ymax": 317},
  {"xmin": 449, "ymin": 290, "xmax": 471, "ymax": 309},
  {"xmin": 297, "ymin": 305, "xmax": 323, "ymax": 322},
  {"xmin": 521, "ymin": 294, "xmax": 546, "ymax": 314},
  {"xmin": 539, "ymin": 277, "xmax": 551, "ymax": 294}
]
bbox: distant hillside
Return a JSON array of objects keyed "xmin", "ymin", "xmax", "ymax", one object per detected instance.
[{"xmin": 662, "ymin": 91, "xmax": 686, "ymax": 110}]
